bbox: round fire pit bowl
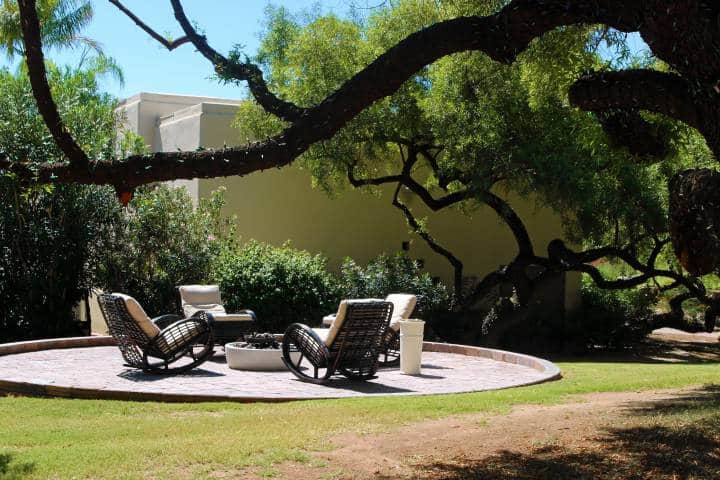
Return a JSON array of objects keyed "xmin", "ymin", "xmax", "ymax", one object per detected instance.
[{"xmin": 225, "ymin": 342, "xmax": 300, "ymax": 371}]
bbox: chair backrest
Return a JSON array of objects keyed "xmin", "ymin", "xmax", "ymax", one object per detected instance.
[
  {"xmin": 178, "ymin": 284, "xmax": 227, "ymax": 317},
  {"xmin": 385, "ymin": 293, "xmax": 417, "ymax": 329},
  {"xmin": 325, "ymin": 298, "xmax": 382, "ymax": 346},
  {"xmin": 97, "ymin": 293, "xmax": 160, "ymax": 367},
  {"xmin": 105, "ymin": 293, "xmax": 160, "ymax": 339},
  {"xmin": 325, "ymin": 300, "xmax": 393, "ymax": 368}
]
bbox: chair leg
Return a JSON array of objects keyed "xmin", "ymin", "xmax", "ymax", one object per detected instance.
[
  {"xmin": 141, "ymin": 333, "xmax": 214, "ymax": 374},
  {"xmin": 340, "ymin": 367, "xmax": 378, "ymax": 381},
  {"xmin": 378, "ymin": 330, "xmax": 400, "ymax": 367}
]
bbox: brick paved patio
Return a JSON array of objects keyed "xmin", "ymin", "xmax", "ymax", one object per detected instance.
[{"xmin": 0, "ymin": 339, "xmax": 560, "ymax": 402}]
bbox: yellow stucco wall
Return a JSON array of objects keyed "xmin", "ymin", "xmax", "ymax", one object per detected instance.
[
  {"xmin": 199, "ymin": 167, "xmax": 575, "ymax": 297},
  {"xmin": 119, "ymin": 93, "xmax": 581, "ymax": 308}
]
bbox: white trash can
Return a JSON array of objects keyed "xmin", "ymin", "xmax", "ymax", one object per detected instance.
[{"xmin": 399, "ymin": 319, "xmax": 425, "ymax": 375}]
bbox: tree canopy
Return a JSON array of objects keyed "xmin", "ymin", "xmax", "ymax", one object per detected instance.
[
  {"xmin": 239, "ymin": 1, "xmax": 713, "ymax": 242},
  {"xmin": 0, "ymin": 0, "xmax": 719, "ymax": 283},
  {"xmin": 0, "ymin": 0, "xmax": 98, "ymax": 59},
  {"xmin": 233, "ymin": 1, "xmax": 716, "ymax": 332}
]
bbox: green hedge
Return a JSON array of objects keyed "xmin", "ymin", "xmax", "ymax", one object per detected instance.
[
  {"xmin": 0, "ymin": 182, "xmax": 119, "ymax": 341},
  {"xmin": 213, "ymin": 246, "xmax": 453, "ymax": 333},
  {"xmin": 213, "ymin": 241, "xmax": 341, "ymax": 332},
  {"xmin": 337, "ymin": 253, "xmax": 452, "ymax": 319},
  {"xmin": 95, "ymin": 186, "xmax": 230, "ymax": 317}
]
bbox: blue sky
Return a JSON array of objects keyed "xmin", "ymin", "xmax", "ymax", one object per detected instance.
[{"xmin": 48, "ymin": 1, "xmax": 352, "ymax": 100}]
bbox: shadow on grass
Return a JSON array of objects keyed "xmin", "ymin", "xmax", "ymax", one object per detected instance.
[
  {"xmin": 626, "ymin": 384, "xmax": 720, "ymax": 416},
  {"xmin": 405, "ymin": 425, "xmax": 720, "ymax": 479},
  {"xmin": 551, "ymin": 337, "xmax": 720, "ymax": 364},
  {"xmin": 0, "ymin": 453, "xmax": 34, "ymax": 480},
  {"xmin": 393, "ymin": 386, "xmax": 720, "ymax": 480}
]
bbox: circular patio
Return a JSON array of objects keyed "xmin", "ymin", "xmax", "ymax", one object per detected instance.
[{"xmin": 0, "ymin": 337, "xmax": 560, "ymax": 402}]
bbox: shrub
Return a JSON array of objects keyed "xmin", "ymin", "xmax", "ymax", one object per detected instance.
[
  {"xmin": 0, "ymin": 64, "xmax": 133, "ymax": 341},
  {"xmin": 213, "ymin": 241, "xmax": 340, "ymax": 332},
  {"xmin": 564, "ymin": 276, "xmax": 658, "ymax": 351},
  {"xmin": 96, "ymin": 185, "xmax": 233, "ymax": 317},
  {"xmin": 337, "ymin": 252, "xmax": 452, "ymax": 319},
  {"xmin": 0, "ymin": 182, "xmax": 120, "ymax": 341}
]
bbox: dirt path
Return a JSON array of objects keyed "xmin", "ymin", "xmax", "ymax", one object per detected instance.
[
  {"xmin": 318, "ymin": 390, "xmax": 677, "ymax": 479},
  {"xmin": 241, "ymin": 388, "xmax": 707, "ymax": 479},
  {"xmin": 241, "ymin": 331, "xmax": 720, "ymax": 479}
]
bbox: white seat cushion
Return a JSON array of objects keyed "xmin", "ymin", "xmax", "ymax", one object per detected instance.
[
  {"xmin": 211, "ymin": 312, "xmax": 255, "ymax": 322},
  {"xmin": 325, "ymin": 301, "xmax": 348, "ymax": 346},
  {"xmin": 179, "ymin": 285, "xmax": 227, "ymax": 317},
  {"xmin": 112, "ymin": 293, "xmax": 160, "ymax": 339},
  {"xmin": 385, "ymin": 293, "xmax": 417, "ymax": 330},
  {"xmin": 321, "ymin": 314, "xmax": 335, "ymax": 327},
  {"xmin": 186, "ymin": 303, "xmax": 226, "ymax": 317},
  {"xmin": 312, "ymin": 328, "xmax": 330, "ymax": 342}
]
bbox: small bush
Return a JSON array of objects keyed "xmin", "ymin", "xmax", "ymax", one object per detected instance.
[
  {"xmin": 213, "ymin": 241, "xmax": 340, "ymax": 332},
  {"xmin": 337, "ymin": 252, "xmax": 452, "ymax": 319},
  {"xmin": 565, "ymin": 276, "xmax": 658, "ymax": 351},
  {"xmin": 96, "ymin": 186, "xmax": 232, "ymax": 317}
]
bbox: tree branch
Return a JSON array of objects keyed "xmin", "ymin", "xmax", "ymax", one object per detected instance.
[
  {"xmin": 595, "ymin": 109, "xmax": 670, "ymax": 159},
  {"xmin": 569, "ymin": 70, "xmax": 702, "ymax": 131},
  {"xmin": 18, "ymin": 0, "xmax": 90, "ymax": 166},
  {"xmin": 547, "ymin": 238, "xmax": 708, "ymax": 300},
  {"xmin": 0, "ymin": 140, "xmax": 294, "ymax": 189},
  {"xmin": 108, "ymin": 0, "xmax": 190, "ymax": 50},
  {"xmin": 167, "ymin": 0, "xmax": 305, "ymax": 122},
  {"xmin": 391, "ymin": 182, "xmax": 464, "ymax": 298},
  {"xmin": 568, "ymin": 69, "xmax": 719, "ymax": 157},
  {"xmin": 349, "ymin": 146, "xmax": 535, "ymax": 258},
  {"xmin": 347, "ymin": 168, "xmax": 402, "ymax": 187},
  {"xmin": 10, "ymin": 0, "xmax": 720, "ymax": 187}
]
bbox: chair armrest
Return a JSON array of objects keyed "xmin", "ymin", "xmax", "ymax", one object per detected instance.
[
  {"xmin": 235, "ymin": 309, "xmax": 258, "ymax": 323},
  {"xmin": 149, "ymin": 314, "xmax": 213, "ymax": 354},
  {"xmin": 283, "ymin": 323, "xmax": 329, "ymax": 363},
  {"xmin": 161, "ymin": 316, "xmax": 211, "ymax": 336},
  {"xmin": 152, "ymin": 314, "xmax": 182, "ymax": 330},
  {"xmin": 192, "ymin": 310, "xmax": 215, "ymax": 325}
]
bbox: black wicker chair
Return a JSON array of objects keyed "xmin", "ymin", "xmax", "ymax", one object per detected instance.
[
  {"xmin": 379, "ymin": 328, "xmax": 400, "ymax": 366},
  {"xmin": 320, "ymin": 293, "xmax": 416, "ymax": 368},
  {"xmin": 98, "ymin": 293, "xmax": 215, "ymax": 374},
  {"xmin": 282, "ymin": 300, "xmax": 393, "ymax": 384},
  {"xmin": 377, "ymin": 293, "xmax": 416, "ymax": 366}
]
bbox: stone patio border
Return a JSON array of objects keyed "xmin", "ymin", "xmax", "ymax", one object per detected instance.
[{"xmin": 0, "ymin": 336, "xmax": 561, "ymax": 403}]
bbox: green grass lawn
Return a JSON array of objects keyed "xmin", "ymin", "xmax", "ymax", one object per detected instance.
[{"xmin": 1, "ymin": 360, "xmax": 719, "ymax": 479}]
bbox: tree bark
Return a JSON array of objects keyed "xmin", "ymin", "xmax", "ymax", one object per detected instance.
[
  {"xmin": 17, "ymin": 0, "xmax": 90, "ymax": 167},
  {"xmin": 5, "ymin": 0, "xmax": 719, "ymax": 188}
]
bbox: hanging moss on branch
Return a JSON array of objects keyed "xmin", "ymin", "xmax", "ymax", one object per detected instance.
[{"xmin": 669, "ymin": 168, "xmax": 720, "ymax": 275}]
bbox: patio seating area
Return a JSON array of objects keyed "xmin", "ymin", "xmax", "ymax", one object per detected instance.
[
  {"xmin": 0, "ymin": 337, "xmax": 560, "ymax": 402},
  {"xmin": 0, "ymin": 291, "xmax": 560, "ymax": 402}
]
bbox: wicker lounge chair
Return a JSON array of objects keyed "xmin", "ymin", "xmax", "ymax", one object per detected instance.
[
  {"xmin": 379, "ymin": 293, "xmax": 417, "ymax": 366},
  {"xmin": 282, "ymin": 299, "xmax": 393, "ymax": 384},
  {"xmin": 98, "ymin": 293, "xmax": 215, "ymax": 374},
  {"xmin": 319, "ymin": 293, "xmax": 417, "ymax": 367},
  {"xmin": 178, "ymin": 285, "xmax": 258, "ymax": 344}
]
